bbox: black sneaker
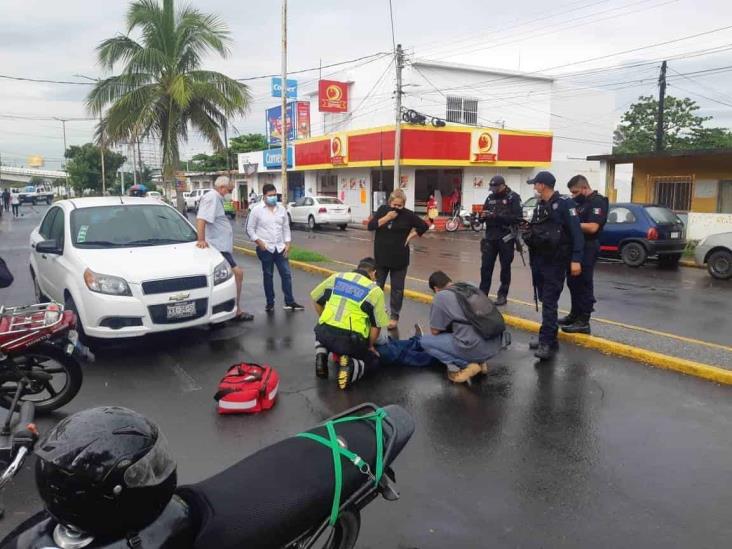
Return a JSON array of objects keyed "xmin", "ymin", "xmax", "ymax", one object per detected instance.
[
  {"xmin": 265, "ymin": 304, "xmax": 275, "ymax": 313},
  {"xmin": 315, "ymin": 353, "xmax": 328, "ymax": 379},
  {"xmin": 283, "ymin": 302, "xmax": 305, "ymax": 311},
  {"xmin": 495, "ymin": 295, "xmax": 507, "ymax": 306},
  {"xmin": 534, "ymin": 344, "xmax": 558, "ymax": 361},
  {"xmin": 562, "ymin": 318, "xmax": 591, "ymax": 334},
  {"xmin": 557, "ymin": 313, "xmax": 577, "ymax": 326}
]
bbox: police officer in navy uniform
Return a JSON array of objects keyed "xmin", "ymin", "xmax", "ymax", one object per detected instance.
[
  {"xmin": 559, "ymin": 175, "xmax": 609, "ymax": 334},
  {"xmin": 522, "ymin": 171, "xmax": 584, "ymax": 360},
  {"xmin": 479, "ymin": 175, "xmax": 523, "ymax": 306}
]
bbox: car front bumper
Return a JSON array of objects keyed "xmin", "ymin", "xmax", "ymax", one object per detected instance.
[
  {"xmin": 694, "ymin": 243, "xmax": 711, "ymax": 266},
  {"xmin": 80, "ymin": 276, "xmax": 237, "ymax": 339}
]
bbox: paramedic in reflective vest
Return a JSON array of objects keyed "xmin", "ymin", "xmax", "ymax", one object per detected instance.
[
  {"xmin": 479, "ymin": 175, "xmax": 523, "ymax": 305},
  {"xmin": 560, "ymin": 175, "xmax": 609, "ymax": 335},
  {"xmin": 522, "ymin": 171, "xmax": 584, "ymax": 361},
  {"xmin": 311, "ymin": 257, "xmax": 390, "ymax": 390}
]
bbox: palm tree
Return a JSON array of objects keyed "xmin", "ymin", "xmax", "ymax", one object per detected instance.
[{"xmin": 87, "ymin": 0, "xmax": 250, "ymax": 210}]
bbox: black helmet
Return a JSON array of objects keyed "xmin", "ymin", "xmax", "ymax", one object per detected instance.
[{"xmin": 34, "ymin": 406, "xmax": 177, "ymax": 538}]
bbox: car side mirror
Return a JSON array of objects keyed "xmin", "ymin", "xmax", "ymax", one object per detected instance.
[{"xmin": 36, "ymin": 240, "xmax": 62, "ymax": 255}]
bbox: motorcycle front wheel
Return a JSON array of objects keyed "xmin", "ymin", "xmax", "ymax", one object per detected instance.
[
  {"xmin": 445, "ymin": 219, "xmax": 460, "ymax": 232},
  {"xmin": 471, "ymin": 219, "xmax": 483, "ymax": 232},
  {"xmin": 0, "ymin": 342, "xmax": 83, "ymax": 413}
]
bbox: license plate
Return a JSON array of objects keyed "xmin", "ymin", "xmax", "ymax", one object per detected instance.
[
  {"xmin": 671, "ymin": 231, "xmax": 680, "ymax": 239},
  {"xmin": 166, "ymin": 301, "xmax": 196, "ymax": 319},
  {"xmin": 67, "ymin": 330, "xmax": 79, "ymax": 345}
]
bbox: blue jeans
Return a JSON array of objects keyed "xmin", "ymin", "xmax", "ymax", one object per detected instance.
[
  {"xmin": 376, "ymin": 336, "xmax": 441, "ymax": 368},
  {"xmin": 419, "ymin": 334, "xmax": 470, "ymax": 368},
  {"xmin": 256, "ymin": 248, "xmax": 295, "ymax": 306}
]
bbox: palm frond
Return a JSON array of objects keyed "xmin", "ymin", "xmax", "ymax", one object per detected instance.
[
  {"xmin": 86, "ymin": 73, "xmax": 156, "ymax": 115},
  {"xmin": 97, "ymin": 35, "xmax": 144, "ymax": 70},
  {"xmin": 176, "ymin": 8, "xmax": 230, "ymax": 59},
  {"xmin": 185, "ymin": 103, "xmax": 226, "ymax": 152}
]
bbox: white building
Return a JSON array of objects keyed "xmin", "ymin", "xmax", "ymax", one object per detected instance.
[{"xmin": 238, "ymin": 57, "xmax": 615, "ymax": 221}]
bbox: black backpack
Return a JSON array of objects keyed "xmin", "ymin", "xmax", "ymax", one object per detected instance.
[{"xmin": 447, "ymin": 282, "xmax": 505, "ymax": 340}]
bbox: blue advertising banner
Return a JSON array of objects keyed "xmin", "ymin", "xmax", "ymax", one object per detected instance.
[
  {"xmin": 271, "ymin": 77, "xmax": 297, "ymax": 98},
  {"xmin": 263, "ymin": 147, "xmax": 293, "ymax": 169}
]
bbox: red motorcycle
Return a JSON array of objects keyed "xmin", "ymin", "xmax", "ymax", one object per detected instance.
[{"xmin": 0, "ymin": 303, "xmax": 84, "ymax": 414}]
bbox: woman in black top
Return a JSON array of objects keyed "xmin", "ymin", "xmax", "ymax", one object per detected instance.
[{"xmin": 368, "ymin": 189, "xmax": 429, "ymax": 329}]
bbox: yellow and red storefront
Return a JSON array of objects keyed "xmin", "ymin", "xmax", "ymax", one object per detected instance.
[{"xmin": 290, "ymin": 124, "xmax": 553, "ymax": 221}]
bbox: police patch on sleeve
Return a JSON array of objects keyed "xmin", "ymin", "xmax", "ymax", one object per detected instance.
[
  {"xmin": 552, "ymin": 202, "xmax": 559, "ymax": 210},
  {"xmin": 569, "ymin": 207, "xmax": 577, "ymax": 216},
  {"xmin": 593, "ymin": 208, "xmax": 603, "ymax": 215}
]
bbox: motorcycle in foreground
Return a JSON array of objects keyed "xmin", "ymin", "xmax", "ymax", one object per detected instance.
[
  {"xmin": 1, "ymin": 402, "xmax": 415, "ymax": 549},
  {"xmin": 0, "ymin": 303, "xmax": 85, "ymax": 414}
]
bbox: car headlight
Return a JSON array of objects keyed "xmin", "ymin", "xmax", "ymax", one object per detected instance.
[
  {"xmin": 213, "ymin": 260, "xmax": 233, "ymax": 285},
  {"xmin": 83, "ymin": 268, "xmax": 132, "ymax": 296}
]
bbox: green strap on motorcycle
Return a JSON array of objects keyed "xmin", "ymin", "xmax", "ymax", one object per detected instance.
[{"xmin": 296, "ymin": 408, "xmax": 387, "ymax": 527}]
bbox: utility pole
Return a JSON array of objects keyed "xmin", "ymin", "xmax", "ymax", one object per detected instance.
[
  {"xmin": 656, "ymin": 60, "xmax": 667, "ymax": 152},
  {"xmin": 393, "ymin": 44, "xmax": 404, "ymax": 194},
  {"xmin": 55, "ymin": 118, "xmax": 69, "ymax": 193},
  {"xmin": 99, "ymin": 115, "xmax": 106, "ymax": 195},
  {"xmin": 280, "ymin": 0, "xmax": 288, "ymax": 204}
]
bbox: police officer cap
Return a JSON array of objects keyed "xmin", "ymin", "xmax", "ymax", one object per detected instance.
[
  {"xmin": 489, "ymin": 175, "xmax": 505, "ymax": 187},
  {"xmin": 527, "ymin": 171, "xmax": 556, "ymax": 187}
]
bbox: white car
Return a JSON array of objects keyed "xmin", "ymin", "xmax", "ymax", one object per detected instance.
[
  {"xmin": 29, "ymin": 197, "xmax": 237, "ymax": 341},
  {"xmin": 287, "ymin": 196, "xmax": 351, "ymax": 230},
  {"xmin": 185, "ymin": 188, "xmax": 212, "ymax": 211},
  {"xmin": 146, "ymin": 191, "xmax": 163, "ymax": 200}
]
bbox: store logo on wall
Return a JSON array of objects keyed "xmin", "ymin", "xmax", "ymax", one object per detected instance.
[
  {"xmin": 471, "ymin": 130, "xmax": 499, "ymax": 162},
  {"xmin": 330, "ymin": 135, "xmax": 348, "ymax": 165},
  {"xmin": 319, "ymin": 80, "xmax": 349, "ymax": 112}
]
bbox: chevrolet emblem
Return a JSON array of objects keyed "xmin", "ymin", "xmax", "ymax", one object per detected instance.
[{"xmin": 169, "ymin": 292, "xmax": 191, "ymax": 302}]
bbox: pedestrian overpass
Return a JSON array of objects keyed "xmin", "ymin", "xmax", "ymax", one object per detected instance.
[{"xmin": 0, "ymin": 165, "xmax": 68, "ymax": 187}]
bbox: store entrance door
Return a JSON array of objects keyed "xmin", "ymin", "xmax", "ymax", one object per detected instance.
[{"xmin": 415, "ymin": 169, "xmax": 462, "ymax": 214}]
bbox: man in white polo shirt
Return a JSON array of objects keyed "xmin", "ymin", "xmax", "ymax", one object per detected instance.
[{"xmin": 196, "ymin": 176, "xmax": 254, "ymax": 321}]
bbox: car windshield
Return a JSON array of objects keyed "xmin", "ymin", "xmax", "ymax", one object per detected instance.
[
  {"xmin": 645, "ymin": 206, "xmax": 679, "ymax": 224},
  {"xmin": 71, "ymin": 205, "xmax": 197, "ymax": 248},
  {"xmin": 317, "ymin": 197, "xmax": 343, "ymax": 205}
]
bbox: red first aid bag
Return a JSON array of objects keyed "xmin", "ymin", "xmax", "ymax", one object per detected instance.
[{"xmin": 214, "ymin": 363, "xmax": 280, "ymax": 414}]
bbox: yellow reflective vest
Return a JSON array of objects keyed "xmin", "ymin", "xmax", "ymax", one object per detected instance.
[{"xmin": 310, "ymin": 271, "xmax": 389, "ymax": 339}]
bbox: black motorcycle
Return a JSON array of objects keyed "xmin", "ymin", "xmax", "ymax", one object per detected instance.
[{"xmin": 1, "ymin": 402, "xmax": 414, "ymax": 549}]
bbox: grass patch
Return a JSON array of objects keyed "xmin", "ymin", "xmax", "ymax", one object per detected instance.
[{"xmin": 289, "ymin": 245, "xmax": 329, "ymax": 263}]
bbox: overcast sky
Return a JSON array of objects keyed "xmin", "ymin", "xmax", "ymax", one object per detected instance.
[{"xmin": 1, "ymin": 0, "xmax": 731, "ymax": 169}]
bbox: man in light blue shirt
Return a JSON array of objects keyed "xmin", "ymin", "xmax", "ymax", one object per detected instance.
[{"xmin": 196, "ymin": 176, "xmax": 253, "ymax": 321}]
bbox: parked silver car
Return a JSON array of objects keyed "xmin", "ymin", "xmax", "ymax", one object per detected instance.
[{"xmin": 694, "ymin": 231, "xmax": 732, "ymax": 280}]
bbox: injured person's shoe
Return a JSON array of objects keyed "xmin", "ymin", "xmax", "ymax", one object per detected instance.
[
  {"xmin": 315, "ymin": 353, "xmax": 328, "ymax": 379},
  {"xmin": 447, "ymin": 362, "xmax": 482, "ymax": 383}
]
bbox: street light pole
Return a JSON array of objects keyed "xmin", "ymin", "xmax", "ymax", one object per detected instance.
[
  {"xmin": 99, "ymin": 115, "xmax": 107, "ymax": 195},
  {"xmin": 280, "ymin": 0, "xmax": 288, "ymax": 204},
  {"xmin": 393, "ymin": 44, "xmax": 404, "ymax": 194}
]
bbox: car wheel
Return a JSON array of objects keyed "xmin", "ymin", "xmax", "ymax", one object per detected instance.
[
  {"xmin": 620, "ymin": 242, "xmax": 647, "ymax": 267},
  {"xmin": 707, "ymin": 249, "xmax": 732, "ymax": 280},
  {"xmin": 657, "ymin": 253, "xmax": 681, "ymax": 269},
  {"xmin": 31, "ymin": 269, "xmax": 49, "ymax": 303},
  {"xmin": 308, "ymin": 215, "xmax": 318, "ymax": 231},
  {"xmin": 339, "ymin": 224, "xmax": 347, "ymax": 231},
  {"xmin": 64, "ymin": 295, "xmax": 90, "ymax": 348}
]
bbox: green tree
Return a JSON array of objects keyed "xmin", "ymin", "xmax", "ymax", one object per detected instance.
[
  {"xmin": 613, "ymin": 95, "xmax": 723, "ymax": 154},
  {"xmin": 65, "ymin": 144, "xmax": 127, "ymax": 194},
  {"xmin": 86, "ymin": 0, "xmax": 250, "ymax": 211},
  {"xmin": 686, "ymin": 127, "xmax": 732, "ymax": 150},
  {"xmin": 187, "ymin": 133, "xmax": 267, "ymax": 172}
]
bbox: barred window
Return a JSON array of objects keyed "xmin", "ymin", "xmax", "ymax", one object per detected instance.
[
  {"xmin": 652, "ymin": 176, "xmax": 692, "ymax": 211},
  {"xmin": 446, "ymin": 96, "xmax": 478, "ymax": 125}
]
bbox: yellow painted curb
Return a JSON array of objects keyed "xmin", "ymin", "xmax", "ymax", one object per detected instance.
[
  {"xmin": 679, "ymin": 259, "xmax": 701, "ymax": 269},
  {"xmin": 234, "ymin": 246, "xmax": 731, "ymax": 386}
]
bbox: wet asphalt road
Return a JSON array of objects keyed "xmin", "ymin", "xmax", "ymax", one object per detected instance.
[
  {"xmin": 279, "ymin": 225, "xmax": 732, "ymax": 348},
  {"xmin": 2, "ymin": 205, "xmax": 732, "ymax": 548}
]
